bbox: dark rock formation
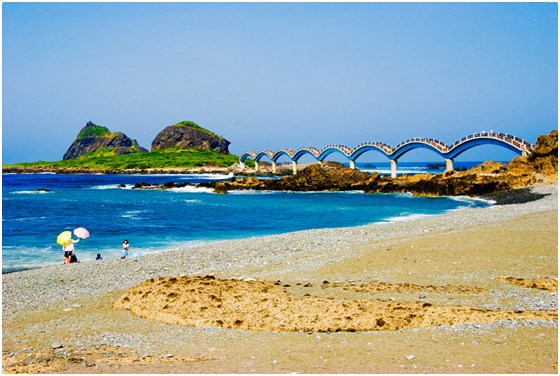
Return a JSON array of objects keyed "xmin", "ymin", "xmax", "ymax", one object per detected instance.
[
  {"xmin": 131, "ymin": 181, "xmax": 194, "ymax": 190},
  {"xmin": 63, "ymin": 121, "xmax": 148, "ymax": 160},
  {"xmin": 482, "ymin": 187, "xmax": 550, "ymax": 205},
  {"xmin": 204, "ymin": 164, "xmax": 379, "ymax": 193},
  {"xmin": 151, "ymin": 121, "xmax": 230, "ymax": 154},
  {"xmin": 205, "ymin": 164, "xmax": 514, "ymax": 196}
]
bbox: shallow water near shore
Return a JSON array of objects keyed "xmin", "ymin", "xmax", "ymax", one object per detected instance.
[{"xmin": 2, "ymin": 171, "xmax": 490, "ymax": 273}]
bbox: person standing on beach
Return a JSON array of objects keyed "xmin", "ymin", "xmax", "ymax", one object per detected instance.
[
  {"xmin": 62, "ymin": 238, "xmax": 79, "ymax": 264},
  {"xmin": 121, "ymin": 239, "xmax": 130, "ymax": 259}
]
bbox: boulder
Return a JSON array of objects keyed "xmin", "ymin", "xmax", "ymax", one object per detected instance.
[
  {"xmin": 63, "ymin": 121, "xmax": 148, "ymax": 160},
  {"xmin": 508, "ymin": 130, "xmax": 558, "ymax": 178},
  {"xmin": 151, "ymin": 121, "xmax": 230, "ymax": 154},
  {"xmin": 469, "ymin": 161, "xmax": 507, "ymax": 175}
]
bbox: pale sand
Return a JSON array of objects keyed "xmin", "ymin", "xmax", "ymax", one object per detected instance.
[{"xmin": 2, "ymin": 186, "xmax": 558, "ymax": 373}]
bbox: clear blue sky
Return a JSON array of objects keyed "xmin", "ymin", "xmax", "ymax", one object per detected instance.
[{"xmin": 2, "ymin": 2, "xmax": 557, "ymax": 164}]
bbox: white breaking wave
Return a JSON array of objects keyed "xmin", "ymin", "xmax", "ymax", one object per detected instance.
[
  {"xmin": 169, "ymin": 186, "xmax": 215, "ymax": 193},
  {"xmin": 360, "ymin": 168, "xmax": 432, "ymax": 175},
  {"xmin": 89, "ymin": 184, "xmax": 130, "ymax": 190},
  {"xmin": 227, "ymin": 189, "xmax": 367, "ymax": 195},
  {"xmin": 10, "ymin": 190, "xmax": 53, "ymax": 195},
  {"xmin": 121, "ymin": 210, "xmax": 148, "ymax": 219},
  {"xmin": 383, "ymin": 213, "xmax": 435, "ymax": 223},
  {"xmin": 179, "ymin": 172, "xmax": 234, "ymax": 180},
  {"xmin": 448, "ymin": 195, "xmax": 494, "ymax": 206}
]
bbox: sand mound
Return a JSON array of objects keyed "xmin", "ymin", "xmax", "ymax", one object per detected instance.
[
  {"xmin": 115, "ymin": 276, "xmax": 557, "ymax": 333},
  {"xmin": 496, "ymin": 276, "xmax": 558, "ymax": 292}
]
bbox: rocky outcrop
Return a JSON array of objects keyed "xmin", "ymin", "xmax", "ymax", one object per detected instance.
[
  {"xmin": 63, "ymin": 121, "xmax": 148, "ymax": 160},
  {"xmin": 206, "ymin": 164, "xmax": 514, "ymax": 196},
  {"xmin": 508, "ymin": 130, "xmax": 558, "ymax": 179},
  {"xmin": 151, "ymin": 121, "xmax": 230, "ymax": 154}
]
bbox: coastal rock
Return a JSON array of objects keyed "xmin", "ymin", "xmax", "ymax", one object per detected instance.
[
  {"xmin": 209, "ymin": 164, "xmax": 373, "ymax": 193},
  {"xmin": 63, "ymin": 121, "xmax": 148, "ymax": 160},
  {"xmin": 508, "ymin": 130, "xmax": 558, "ymax": 178},
  {"xmin": 207, "ymin": 164, "xmax": 514, "ymax": 197},
  {"xmin": 151, "ymin": 120, "xmax": 230, "ymax": 154},
  {"xmin": 469, "ymin": 161, "xmax": 507, "ymax": 175}
]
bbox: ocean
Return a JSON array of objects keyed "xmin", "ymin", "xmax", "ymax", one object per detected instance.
[{"xmin": 2, "ymin": 161, "xmax": 490, "ymax": 273}]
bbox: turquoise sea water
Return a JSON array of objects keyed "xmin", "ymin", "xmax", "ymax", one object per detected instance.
[{"xmin": 2, "ymin": 163, "xmax": 490, "ymax": 273}]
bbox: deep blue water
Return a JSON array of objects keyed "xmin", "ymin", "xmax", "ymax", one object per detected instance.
[{"xmin": 2, "ymin": 165, "xmax": 490, "ymax": 273}]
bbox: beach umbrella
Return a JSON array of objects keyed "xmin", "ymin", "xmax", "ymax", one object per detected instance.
[
  {"xmin": 73, "ymin": 227, "xmax": 90, "ymax": 239},
  {"xmin": 56, "ymin": 231, "xmax": 72, "ymax": 245}
]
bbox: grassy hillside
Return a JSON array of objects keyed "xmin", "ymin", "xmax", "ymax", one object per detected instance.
[
  {"xmin": 77, "ymin": 125, "xmax": 111, "ymax": 139},
  {"xmin": 172, "ymin": 120, "xmax": 223, "ymax": 139},
  {"xmin": 4, "ymin": 148, "xmax": 247, "ymax": 171}
]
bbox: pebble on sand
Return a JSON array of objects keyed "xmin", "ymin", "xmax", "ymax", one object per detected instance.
[{"xmin": 51, "ymin": 342, "xmax": 64, "ymax": 349}]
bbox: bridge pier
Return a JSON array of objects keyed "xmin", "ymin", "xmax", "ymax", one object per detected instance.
[
  {"xmin": 390, "ymin": 160, "xmax": 398, "ymax": 178},
  {"xmin": 349, "ymin": 160, "xmax": 356, "ymax": 170},
  {"xmin": 254, "ymin": 161, "xmax": 259, "ymax": 173},
  {"xmin": 445, "ymin": 158, "xmax": 454, "ymax": 171},
  {"xmin": 239, "ymin": 161, "xmax": 245, "ymax": 170},
  {"xmin": 271, "ymin": 161, "xmax": 276, "ymax": 174},
  {"xmin": 292, "ymin": 161, "xmax": 298, "ymax": 175}
]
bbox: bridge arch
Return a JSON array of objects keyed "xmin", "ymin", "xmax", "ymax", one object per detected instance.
[
  {"xmin": 317, "ymin": 145, "xmax": 352, "ymax": 161},
  {"xmin": 446, "ymin": 133, "xmax": 532, "ymax": 159},
  {"xmin": 390, "ymin": 138, "xmax": 449, "ymax": 160},
  {"xmin": 271, "ymin": 149, "xmax": 295, "ymax": 162},
  {"xmin": 239, "ymin": 151, "xmax": 256, "ymax": 163},
  {"xmin": 350, "ymin": 143, "xmax": 392, "ymax": 161},
  {"xmin": 254, "ymin": 150, "xmax": 275, "ymax": 162},
  {"xmin": 293, "ymin": 147, "xmax": 321, "ymax": 162}
]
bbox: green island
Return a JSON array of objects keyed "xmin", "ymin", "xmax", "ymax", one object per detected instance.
[
  {"xmin": 2, "ymin": 148, "xmax": 247, "ymax": 172},
  {"xmin": 3, "ymin": 119, "xmax": 255, "ymax": 173}
]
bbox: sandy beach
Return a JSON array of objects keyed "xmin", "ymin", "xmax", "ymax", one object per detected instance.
[{"xmin": 2, "ymin": 184, "xmax": 557, "ymax": 373}]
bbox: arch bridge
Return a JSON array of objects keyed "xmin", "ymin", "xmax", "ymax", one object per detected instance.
[{"xmin": 239, "ymin": 131, "xmax": 534, "ymax": 178}]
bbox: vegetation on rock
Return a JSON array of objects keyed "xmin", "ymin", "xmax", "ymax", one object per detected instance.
[
  {"xmin": 4, "ymin": 148, "xmax": 240, "ymax": 173},
  {"xmin": 172, "ymin": 120, "xmax": 223, "ymax": 139},
  {"xmin": 76, "ymin": 124, "xmax": 111, "ymax": 139},
  {"xmin": 3, "ymin": 119, "xmax": 242, "ymax": 173},
  {"xmin": 151, "ymin": 120, "xmax": 231, "ymax": 154},
  {"xmin": 63, "ymin": 121, "xmax": 148, "ymax": 160}
]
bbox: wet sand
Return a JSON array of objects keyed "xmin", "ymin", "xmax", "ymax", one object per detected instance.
[{"xmin": 2, "ymin": 185, "xmax": 558, "ymax": 373}]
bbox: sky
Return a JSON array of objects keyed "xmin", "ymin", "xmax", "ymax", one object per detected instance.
[{"xmin": 2, "ymin": 2, "xmax": 558, "ymax": 164}]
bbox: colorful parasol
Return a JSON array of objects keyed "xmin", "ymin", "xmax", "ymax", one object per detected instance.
[
  {"xmin": 73, "ymin": 227, "xmax": 90, "ymax": 239},
  {"xmin": 56, "ymin": 231, "xmax": 72, "ymax": 245}
]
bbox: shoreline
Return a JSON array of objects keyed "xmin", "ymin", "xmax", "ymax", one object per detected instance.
[
  {"xmin": 2, "ymin": 183, "xmax": 557, "ymax": 373},
  {"xmin": 1, "ymin": 184, "xmax": 544, "ymax": 276},
  {"xmin": 3, "ymin": 184, "xmax": 558, "ymax": 306}
]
